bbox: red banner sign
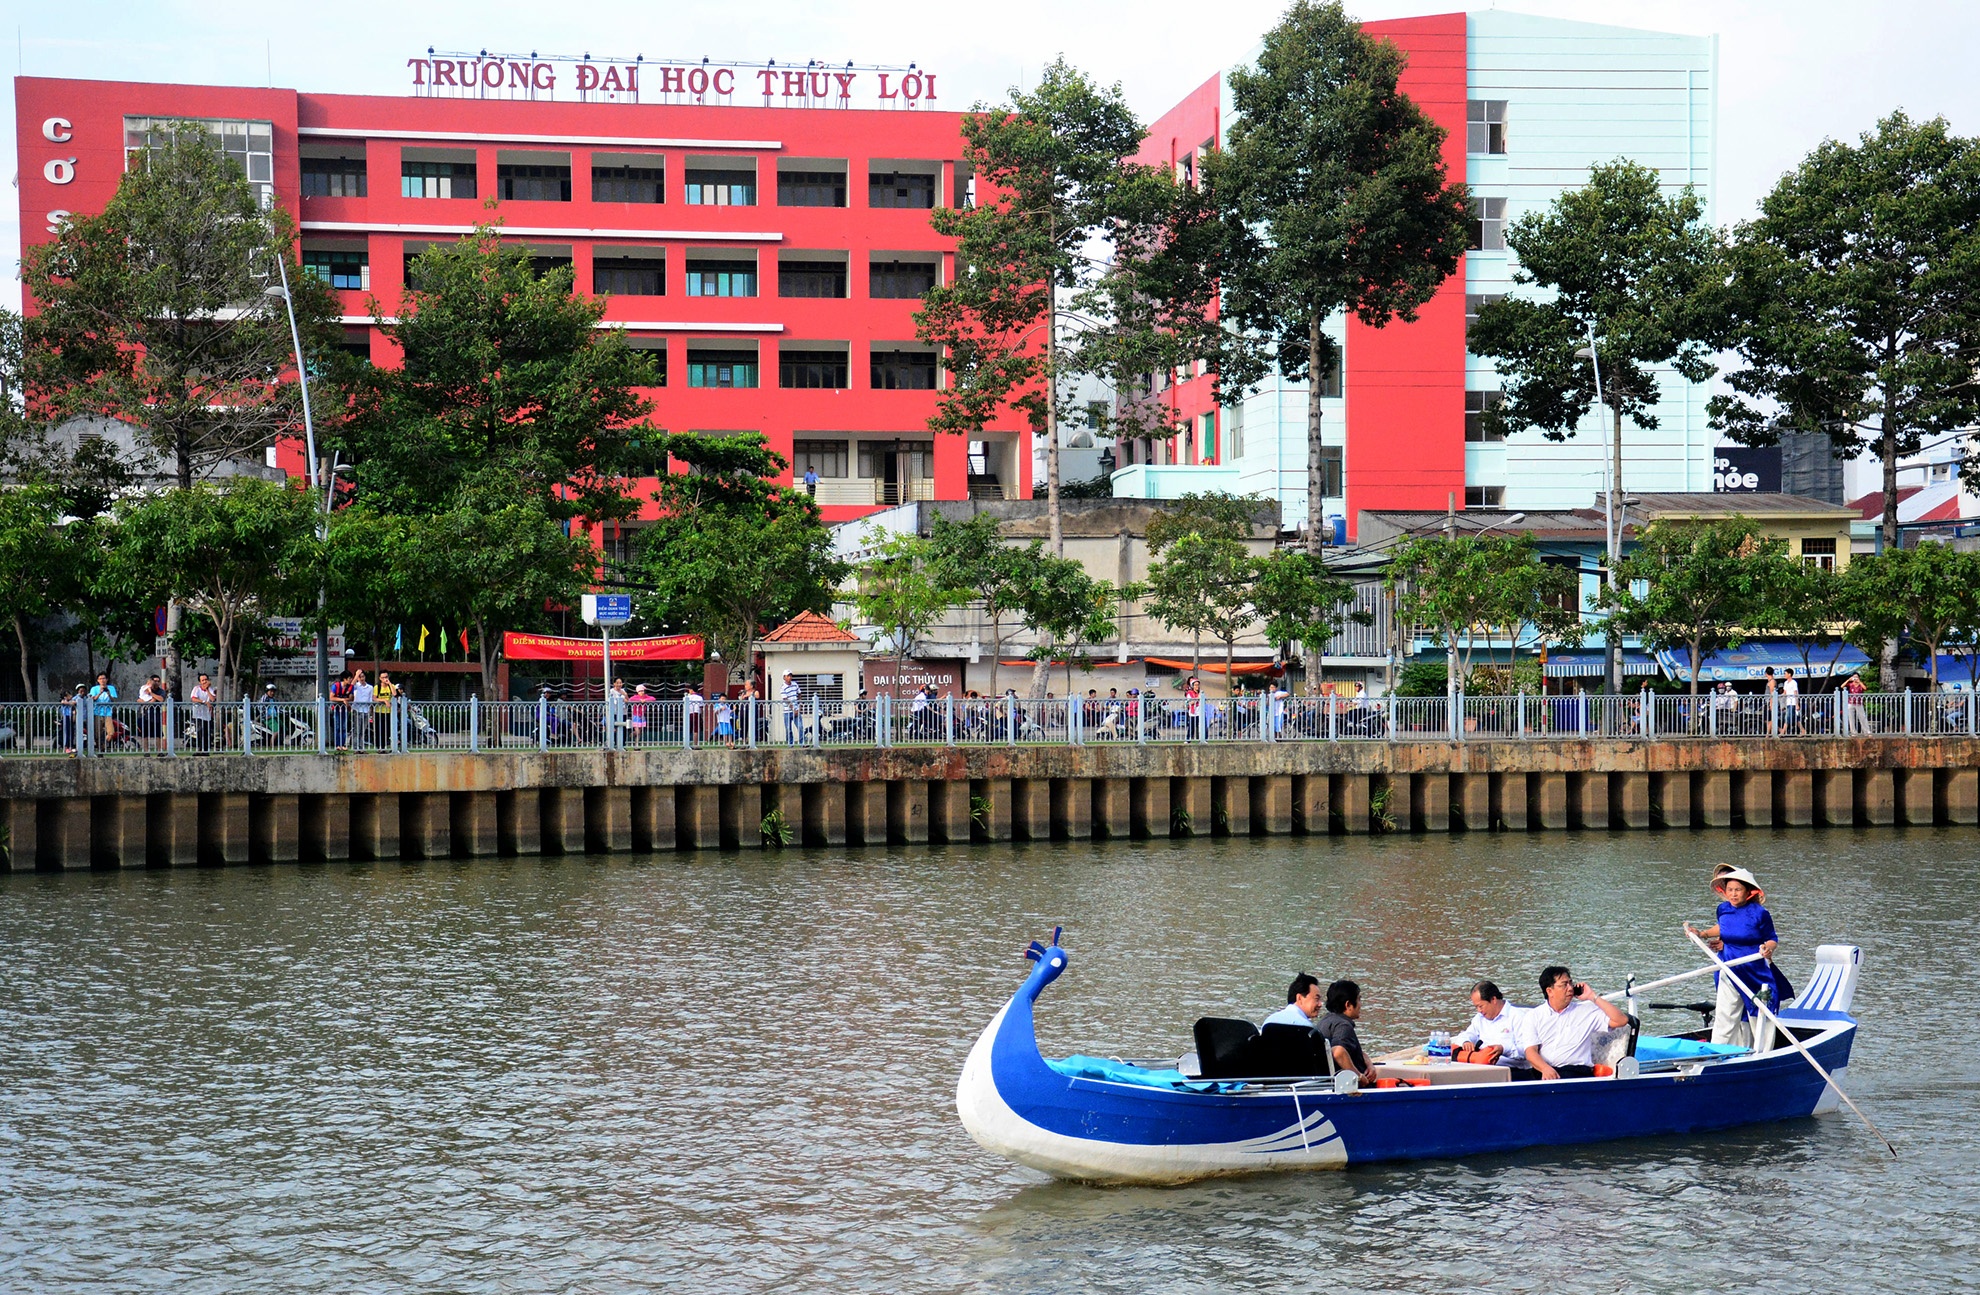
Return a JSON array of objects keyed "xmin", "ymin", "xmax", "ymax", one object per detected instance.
[{"xmin": 502, "ymin": 632, "xmax": 703, "ymax": 662}]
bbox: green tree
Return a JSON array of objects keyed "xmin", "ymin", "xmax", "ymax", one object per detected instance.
[
  {"xmin": 108, "ymin": 478, "xmax": 320, "ymax": 702},
  {"xmin": 1754, "ymin": 557, "xmax": 1855, "ymax": 686},
  {"xmin": 926, "ymin": 513, "xmax": 1034, "ymax": 697},
  {"xmin": 1143, "ymin": 491, "xmax": 1268, "ymax": 555},
  {"xmin": 1839, "ymin": 544, "xmax": 1980, "ymax": 690},
  {"xmin": 1601, "ymin": 518, "xmax": 1782, "ymax": 695},
  {"xmin": 1215, "ymin": 0, "xmax": 1470, "ymax": 563},
  {"xmin": 1145, "ymin": 532, "xmax": 1260, "ymax": 692},
  {"xmin": 1252, "ymin": 549, "xmax": 1359, "ymax": 675},
  {"xmin": 1389, "ymin": 533, "xmax": 1581, "ymax": 690},
  {"xmin": 917, "ymin": 58, "xmax": 1223, "ymax": 554},
  {"xmin": 1014, "ymin": 556, "xmax": 1120, "ymax": 695},
  {"xmin": 1714, "ymin": 113, "xmax": 1980, "ymax": 556},
  {"xmin": 1467, "ymin": 160, "xmax": 1723, "ymax": 496},
  {"xmin": 21, "ymin": 120, "xmax": 339, "ymax": 491},
  {"xmin": 851, "ymin": 531, "xmax": 969, "ymax": 698},
  {"xmin": 339, "ymin": 223, "xmax": 660, "ymax": 520},
  {"xmin": 0, "ymin": 486, "xmax": 78, "ymax": 699},
  {"xmin": 635, "ymin": 433, "xmax": 844, "ymax": 684}
]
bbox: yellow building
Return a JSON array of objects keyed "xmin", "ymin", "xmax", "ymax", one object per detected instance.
[{"xmin": 1628, "ymin": 493, "xmax": 1857, "ymax": 571}]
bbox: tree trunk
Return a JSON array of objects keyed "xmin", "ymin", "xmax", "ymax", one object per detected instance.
[
  {"xmin": 14, "ymin": 615, "xmax": 35, "ymax": 701},
  {"xmin": 1880, "ymin": 381, "xmax": 1900, "ymax": 685},
  {"xmin": 1224, "ymin": 637, "xmax": 1236, "ymax": 698},
  {"xmin": 1305, "ymin": 318, "xmax": 1326, "ymax": 558},
  {"xmin": 1045, "ymin": 213, "xmax": 1062, "ymax": 559},
  {"xmin": 1027, "ymin": 654, "xmax": 1051, "ymax": 697},
  {"xmin": 986, "ymin": 611, "xmax": 1002, "ymax": 697},
  {"xmin": 1191, "ymin": 629, "xmax": 1202, "ymax": 674},
  {"xmin": 1689, "ymin": 639, "xmax": 1702, "ymax": 696}
]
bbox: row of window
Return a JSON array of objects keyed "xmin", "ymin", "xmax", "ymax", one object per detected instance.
[
  {"xmin": 791, "ymin": 440, "xmax": 936, "ymax": 480},
  {"xmin": 302, "ymin": 155, "xmax": 944, "ymax": 208},
  {"xmin": 686, "ymin": 351, "xmax": 939, "ymax": 391},
  {"xmin": 311, "ymin": 247, "xmax": 939, "ymax": 300}
]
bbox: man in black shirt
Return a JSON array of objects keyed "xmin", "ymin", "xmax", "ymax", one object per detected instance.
[{"xmin": 1317, "ymin": 979, "xmax": 1378, "ymax": 1085}]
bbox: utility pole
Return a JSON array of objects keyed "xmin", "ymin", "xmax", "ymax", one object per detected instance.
[
  {"xmin": 1579, "ymin": 322, "xmax": 1621, "ymax": 695},
  {"xmin": 1445, "ymin": 491, "xmax": 1457, "ymax": 694},
  {"xmin": 266, "ymin": 253, "xmax": 330, "ymax": 702}
]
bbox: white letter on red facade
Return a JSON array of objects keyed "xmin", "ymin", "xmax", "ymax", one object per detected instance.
[{"xmin": 42, "ymin": 117, "xmax": 72, "ymax": 142}]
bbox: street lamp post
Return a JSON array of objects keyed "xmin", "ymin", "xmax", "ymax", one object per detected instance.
[
  {"xmin": 1575, "ymin": 323, "xmax": 1620, "ymax": 695},
  {"xmin": 264, "ymin": 256, "xmax": 331, "ymax": 703}
]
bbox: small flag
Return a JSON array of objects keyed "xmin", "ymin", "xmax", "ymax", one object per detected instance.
[
  {"xmin": 459, "ymin": 627, "xmax": 470, "ymax": 656},
  {"xmin": 393, "ymin": 624, "xmax": 402, "ymax": 653},
  {"xmin": 417, "ymin": 625, "xmax": 429, "ymax": 654},
  {"xmin": 437, "ymin": 627, "xmax": 447, "ymax": 658}
]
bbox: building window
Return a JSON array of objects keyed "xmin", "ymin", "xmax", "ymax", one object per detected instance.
[
  {"xmin": 1467, "ymin": 100, "xmax": 1508, "ymax": 155},
  {"xmin": 593, "ymin": 164, "xmax": 664, "ymax": 203},
  {"xmin": 629, "ymin": 346, "xmax": 667, "ymax": 388},
  {"xmin": 1466, "ymin": 486, "xmax": 1505, "ymax": 508},
  {"xmin": 872, "ymin": 350, "xmax": 938, "ymax": 390},
  {"xmin": 685, "ymin": 260, "xmax": 757, "ymax": 297},
  {"xmin": 1317, "ymin": 353, "xmax": 1344, "ymax": 399},
  {"xmin": 1465, "ymin": 390, "xmax": 1507, "ymax": 442},
  {"xmin": 684, "ymin": 169, "xmax": 755, "ymax": 205},
  {"xmin": 301, "ymin": 155, "xmax": 366, "ymax": 198},
  {"xmin": 338, "ymin": 326, "xmax": 371, "ymax": 363},
  {"xmin": 687, "ymin": 351, "xmax": 758, "ymax": 388},
  {"xmin": 778, "ymin": 171, "xmax": 847, "ymax": 207},
  {"xmin": 871, "ymin": 260, "xmax": 937, "ymax": 299},
  {"xmin": 780, "ymin": 350, "xmax": 850, "ymax": 389},
  {"xmin": 594, "ymin": 258, "xmax": 664, "ymax": 296},
  {"xmin": 793, "ymin": 439, "xmax": 849, "ymax": 478},
  {"xmin": 402, "ymin": 159, "xmax": 476, "ymax": 200},
  {"xmin": 1470, "ymin": 198, "xmax": 1507, "ymax": 252},
  {"xmin": 530, "ymin": 255, "xmax": 573, "ymax": 280},
  {"xmin": 498, "ymin": 164, "xmax": 571, "ymax": 202},
  {"xmin": 1321, "ymin": 446, "xmax": 1344, "ymax": 499},
  {"xmin": 780, "ymin": 261, "xmax": 847, "ymax": 298},
  {"xmin": 623, "ymin": 433, "xmax": 669, "ymax": 477},
  {"xmin": 1228, "ymin": 403, "xmax": 1244, "ymax": 460},
  {"xmin": 1199, "ymin": 411, "xmax": 1217, "ymax": 462},
  {"xmin": 1465, "ymin": 293, "xmax": 1505, "ymax": 330},
  {"xmin": 859, "ymin": 441, "xmax": 935, "ymax": 479},
  {"xmin": 1086, "ymin": 401, "xmax": 1109, "ymax": 432},
  {"xmin": 1539, "ymin": 555, "xmax": 1580, "ymax": 611},
  {"xmin": 870, "ymin": 172, "xmax": 936, "ymax": 209},
  {"xmin": 302, "ymin": 249, "xmax": 365, "ymax": 291},
  {"xmin": 125, "ymin": 116, "xmax": 275, "ymax": 208},
  {"xmin": 1801, "ymin": 537, "xmax": 1837, "ymax": 570}
]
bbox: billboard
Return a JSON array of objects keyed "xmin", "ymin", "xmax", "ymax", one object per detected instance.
[{"xmin": 1713, "ymin": 447, "xmax": 1782, "ymax": 493}]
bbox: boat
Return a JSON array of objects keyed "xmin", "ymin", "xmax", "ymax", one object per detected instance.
[{"xmin": 956, "ymin": 930, "xmax": 1864, "ymax": 1183}]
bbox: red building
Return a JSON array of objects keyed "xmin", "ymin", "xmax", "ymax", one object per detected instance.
[{"xmin": 13, "ymin": 66, "xmax": 1030, "ymax": 546}]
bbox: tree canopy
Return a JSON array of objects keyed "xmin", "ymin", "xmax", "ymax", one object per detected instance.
[
  {"xmin": 1839, "ymin": 544, "xmax": 1980, "ymax": 690},
  {"xmin": 21, "ymin": 120, "xmax": 340, "ymax": 490},
  {"xmin": 1601, "ymin": 517, "xmax": 1782, "ymax": 695},
  {"xmin": 1215, "ymin": 0, "xmax": 1470, "ymax": 557},
  {"xmin": 1713, "ymin": 112, "xmax": 1980, "ymax": 554},
  {"xmin": 1388, "ymin": 533, "xmax": 1581, "ymax": 689}
]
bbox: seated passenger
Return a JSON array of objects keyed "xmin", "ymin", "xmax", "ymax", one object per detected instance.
[
  {"xmin": 1261, "ymin": 973, "xmax": 1324, "ymax": 1032},
  {"xmin": 1316, "ymin": 979, "xmax": 1378, "ymax": 1086},
  {"xmin": 1517, "ymin": 965, "xmax": 1630, "ymax": 1081},
  {"xmin": 1452, "ymin": 980, "xmax": 1527, "ymax": 1066}
]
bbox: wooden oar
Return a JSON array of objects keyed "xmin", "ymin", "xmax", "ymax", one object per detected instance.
[{"xmin": 1682, "ymin": 927, "xmax": 1896, "ymax": 1158}]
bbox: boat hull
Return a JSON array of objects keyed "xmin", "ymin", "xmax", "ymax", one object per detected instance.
[{"xmin": 957, "ymin": 941, "xmax": 1860, "ymax": 1184}]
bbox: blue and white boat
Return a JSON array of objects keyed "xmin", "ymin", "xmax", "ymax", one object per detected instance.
[{"xmin": 957, "ymin": 932, "xmax": 1865, "ymax": 1183}]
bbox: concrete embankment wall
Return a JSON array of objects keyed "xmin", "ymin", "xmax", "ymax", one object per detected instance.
[{"xmin": 2, "ymin": 738, "xmax": 1976, "ymax": 869}]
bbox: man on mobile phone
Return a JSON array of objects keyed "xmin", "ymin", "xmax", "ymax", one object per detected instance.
[{"xmin": 1516, "ymin": 965, "xmax": 1629, "ymax": 1081}]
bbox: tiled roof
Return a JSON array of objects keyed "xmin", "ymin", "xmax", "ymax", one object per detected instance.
[{"xmin": 759, "ymin": 611, "xmax": 859, "ymax": 643}]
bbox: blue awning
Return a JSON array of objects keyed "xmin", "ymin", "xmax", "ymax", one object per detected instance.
[
  {"xmin": 1544, "ymin": 650, "xmax": 1659, "ymax": 678},
  {"xmin": 1932, "ymin": 654, "xmax": 1980, "ymax": 688},
  {"xmin": 1657, "ymin": 641, "xmax": 1868, "ymax": 683}
]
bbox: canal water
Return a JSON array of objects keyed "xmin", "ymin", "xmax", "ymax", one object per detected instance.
[{"xmin": 1, "ymin": 830, "xmax": 1971, "ymax": 1292}]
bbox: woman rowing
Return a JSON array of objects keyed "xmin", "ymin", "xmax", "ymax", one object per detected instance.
[{"xmin": 1685, "ymin": 865, "xmax": 1791, "ymax": 1047}]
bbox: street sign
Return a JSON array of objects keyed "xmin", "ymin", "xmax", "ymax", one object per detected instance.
[{"xmin": 582, "ymin": 594, "xmax": 633, "ymax": 626}]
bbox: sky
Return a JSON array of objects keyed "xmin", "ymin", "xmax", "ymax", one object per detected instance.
[{"xmin": 5, "ymin": 0, "xmax": 1979, "ymax": 313}]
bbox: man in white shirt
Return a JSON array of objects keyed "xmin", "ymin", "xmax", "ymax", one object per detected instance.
[
  {"xmin": 1261, "ymin": 973, "xmax": 1324, "ymax": 1032},
  {"xmin": 1452, "ymin": 980, "xmax": 1528, "ymax": 1066},
  {"xmin": 1518, "ymin": 965, "xmax": 1629, "ymax": 1080},
  {"xmin": 1779, "ymin": 667, "xmax": 1802, "ymax": 735},
  {"xmin": 779, "ymin": 672, "xmax": 804, "ymax": 745}
]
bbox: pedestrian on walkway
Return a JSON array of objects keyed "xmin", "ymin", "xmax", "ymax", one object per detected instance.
[
  {"xmin": 684, "ymin": 684, "xmax": 704, "ymax": 748},
  {"xmin": 1841, "ymin": 670, "xmax": 1870, "ymax": 736},
  {"xmin": 349, "ymin": 670, "xmax": 374, "ymax": 750},
  {"xmin": 374, "ymin": 670, "xmax": 399, "ymax": 748},
  {"xmin": 139, "ymin": 675, "xmax": 165, "ymax": 752},
  {"xmin": 189, "ymin": 673, "xmax": 217, "ymax": 752},
  {"xmin": 330, "ymin": 669, "xmax": 354, "ymax": 749},
  {"xmin": 780, "ymin": 672, "xmax": 804, "ymax": 745},
  {"xmin": 1780, "ymin": 668, "xmax": 1801, "ymax": 736}
]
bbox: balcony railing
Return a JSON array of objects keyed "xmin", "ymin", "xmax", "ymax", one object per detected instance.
[
  {"xmin": 11, "ymin": 689, "xmax": 1971, "ymax": 760},
  {"xmin": 808, "ymin": 477, "xmax": 938, "ymax": 506}
]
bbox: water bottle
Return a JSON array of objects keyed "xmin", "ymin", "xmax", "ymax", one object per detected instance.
[{"xmin": 1427, "ymin": 1030, "xmax": 1452, "ymax": 1062}]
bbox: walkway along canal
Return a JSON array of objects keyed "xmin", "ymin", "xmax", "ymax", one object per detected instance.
[{"xmin": 2, "ymin": 730, "xmax": 1977, "ymax": 868}]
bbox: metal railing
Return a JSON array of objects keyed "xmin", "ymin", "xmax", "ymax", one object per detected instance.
[{"xmin": 5, "ymin": 689, "xmax": 1973, "ymax": 759}]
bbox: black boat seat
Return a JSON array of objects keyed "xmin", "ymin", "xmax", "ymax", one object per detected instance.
[
  {"xmin": 1592, "ymin": 1014, "xmax": 1641, "ymax": 1068},
  {"xmin": 1195, "ymin": 1018, "xmax": 1333, "ymax": 1079}
]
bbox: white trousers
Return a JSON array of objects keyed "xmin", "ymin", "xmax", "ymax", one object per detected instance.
[{"xmin": 1712, "ymin": 971, "xmax": 1754, "ymax": 1047}]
